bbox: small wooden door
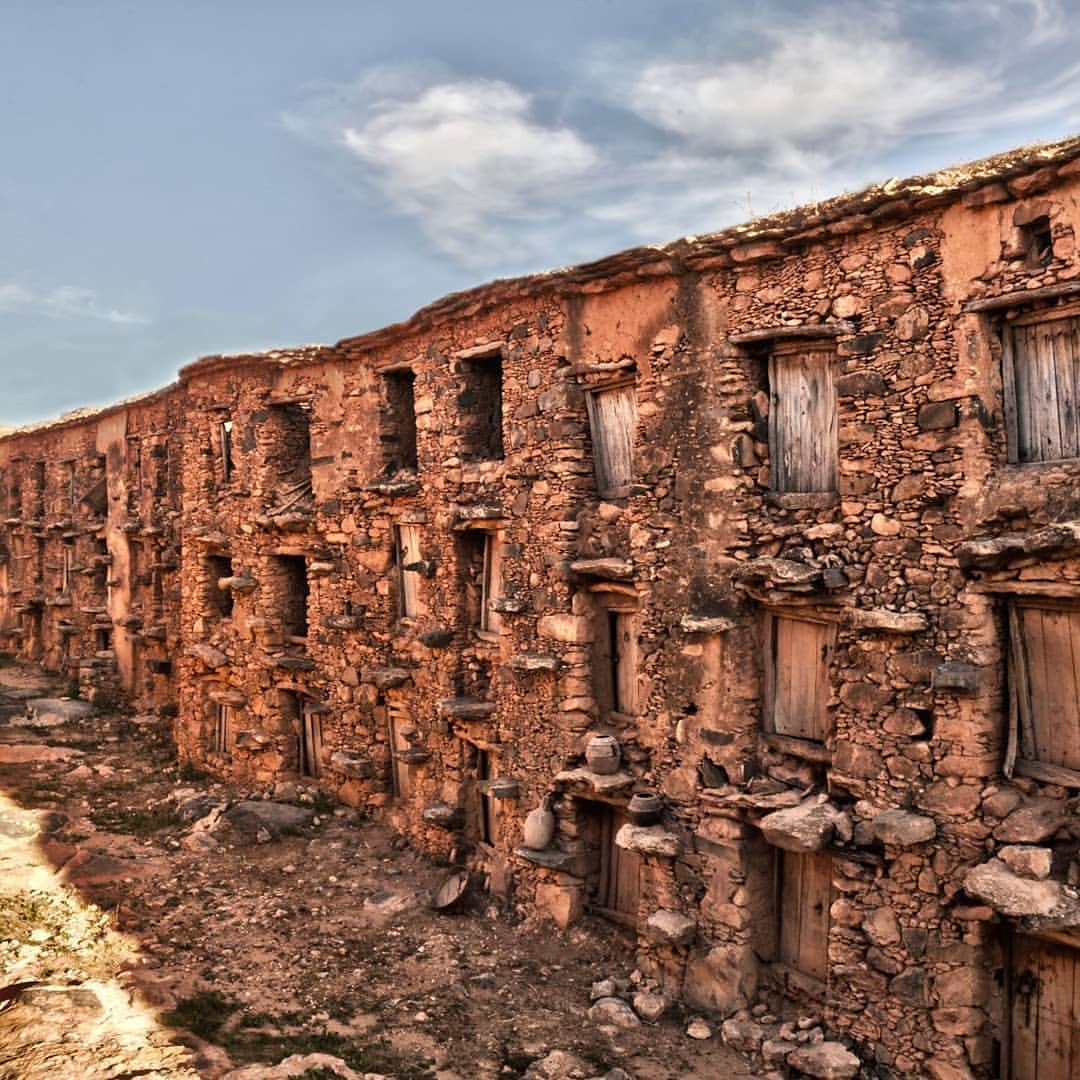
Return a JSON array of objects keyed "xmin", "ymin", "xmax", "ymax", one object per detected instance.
[
  {"xmin": 598, "ymin": 807, "xmax": 641, "ymax": 927},
  {"xmin": 1010, "ymin": 936, "xmax": 1080, "ymax": 1078},
  {"xmin": 778, "ymin": 850, "xmax": 833, "ymax": 982},
  {"xmin": 395, "ymin": 524, "xmax": 421, "ymax": 619},
  {"xmin": 386, "ymin": 693, "xmax": 412, "ymax": 799},
  {"xmin": 768, "ymin": 615, "xmax": 835, "ymax": 742},
  {"xmin": 300, "ymin": 705, "xmax": 323, "ymax": 779},
  {"xmin": 586, "ymin": 384, "xmax": 637, "ymax": 497},
  {"xmin": 769, "ymin": 342, "xmax": 838, "ymax": 493}
]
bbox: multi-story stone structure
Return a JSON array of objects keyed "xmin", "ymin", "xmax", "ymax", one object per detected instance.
[{"xmin": 4, "ymin": 136, "xmax": 1080, "ymax": 1077}]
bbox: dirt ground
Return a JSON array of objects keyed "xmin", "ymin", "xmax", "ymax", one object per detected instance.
[{"xmin": 0, "ymin": 661, "xmax": 756, "ymax": 1080}]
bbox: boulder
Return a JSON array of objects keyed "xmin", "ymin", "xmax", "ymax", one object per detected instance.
[
  {"xmin": 588, "ymin": 996, "xmax": 640, "ymax": 1029},
  {"xmin": 222, "ymin": 800, "xmax": 313, "ymax": 840},
  {"xmin": 645, "ymin": 908, "xmax": 697, "ymax": 947},
  {"xmin": 787, "ymin": 1041, "xmax": 861, "ymax": 1079},
  {"xmin": 869, "ymin": 809, "xmax": 936, "ymax": 846},
  {"xmin": 994, "ymin": 799, "xmax": 1067, "ymax": 844},
  {"xmin": 963, "ymin": 859, "xmax": 1076, "ymax": 918},
  {"xmin": 999, "ymin": 845, "xmax": 1053, "ymax": 880},
  {"xmin": 19, "ymin": 698, "xmax": 95, "ymax": 727},
  {"xmin": 721, "ymin": 1018, "xmax": 766, "ymax": 1052},
  {"xmin": 632, "ymin": 991, "xmax": 668, "ymax": 1023},
  {"xmin": 760, "ymin": 795, "xmax": 852, "ymax": 853}
]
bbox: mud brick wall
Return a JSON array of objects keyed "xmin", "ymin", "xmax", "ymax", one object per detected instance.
[{"xmin": 4, "ymin": 138, "xmax": 1080, "ymax": 1079}]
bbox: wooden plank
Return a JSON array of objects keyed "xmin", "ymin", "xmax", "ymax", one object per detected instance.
[
  {"xmin": 779, "ymin": 851, "xmax": 804, "ymax": 973},
  {"xmin": 1037, "ymin": 941, "xmax": 1075, "ymax": 1078},
  {"xmin": 1013, "ymin": 606, "xmax": 1038, "ymax": 763},
  {"xmin": 388, "ymin": 696, "xmax": 412, "ymax": 799},
  {"xmin": 768, "ymin": 354, "xmax": 782, "ymax": 491},
  {"xmin": 1011, "ymin": 937, "xmax": 1040, "ymax": 1080},
  {"xmin": 397, "ymin": 524, "xmax": 421, "ymax": 619},
  {"xmin": 800, "ymin": 852, "xmax": 832, "ymax": 982},
  {"xmin": 1053, "ymin": 322, "xmax": 1078, "ymax": 459},
  {"xmin": 614, "ymin": 612, "xmax": 637, "ymax": 715},
  {"xmin": 587, "ymin": 385, "xmax": 637, "ymax": 495}
]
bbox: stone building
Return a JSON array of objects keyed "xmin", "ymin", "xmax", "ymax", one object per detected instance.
[{"xmin": 4, "ymin": 136, "xmax": 1080, "ymax": 1077}]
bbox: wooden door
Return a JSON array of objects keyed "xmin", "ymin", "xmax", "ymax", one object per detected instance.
[
  {"xmin": 599, "ymin": 807, "xmax": 641, "ymax": 927},
  {"xmin": 769, "ymin": 343, "xmax": 837, "ymax": 493},
  {"xmin": 1011, "ymin": 603, "xmax": 1080, "ymax": 773},
  {"xmin": 1010, "ymin": 936, "xmax": 1080, "ymax": 1078},
  {"xmin": 586, "ymin": 385, "xmax": 637, "ymax": 497},
  {"xmin": 613, "ymin": 612, "xmax": 638, "ymax": 715},
  {"xmin": 300, "ymin": 705, "xmax": 323, "ymax": 779},
  {"xmin": 387, "ymin": 693, "xmax": 412, "ymax": 799},
  {"xmin": 396, "ymin": 524, "xmax": 421, "ymax": 619},
  {"xmin": 769, "ymin": 615, "xmax": 835, "ymax": 742},
  {"xmin": 1007, "ymin": 312, "xmax": 1080, "ymax": 463},
  {"xmin": 778, "ymin": 850, "xmax": 832, "ymax": 982}
]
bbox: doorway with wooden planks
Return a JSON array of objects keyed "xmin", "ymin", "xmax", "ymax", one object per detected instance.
[
  {"xmin": 578, "ymin": 800, "xmax": 641, "ymax": 929},
  {"xmin": 1008, "ymin": 934, "xmax": 1080, "ymax": 1078}
]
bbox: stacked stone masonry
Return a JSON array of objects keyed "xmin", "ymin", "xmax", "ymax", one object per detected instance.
[{"xmin": 5, "ymin": 136, "xmax": 1080, "ymax": 1078}]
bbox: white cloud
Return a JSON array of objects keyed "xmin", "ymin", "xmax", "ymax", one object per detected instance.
[
  {"xmin": 287, "ymin": 73, "xmax": 600, "ymax": 263},
  {"xmin": 0, "ymin": 282, "xmax": 147, "ymax": 325}
]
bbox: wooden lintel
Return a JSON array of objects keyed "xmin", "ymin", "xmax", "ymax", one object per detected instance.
[
  {"xmin": 728, "ymin": 322, "xmax": 853, "ymax": 345},
  {"xmin": 962, "ymin": 280, "xmax": 1080, "ymax": 313}
]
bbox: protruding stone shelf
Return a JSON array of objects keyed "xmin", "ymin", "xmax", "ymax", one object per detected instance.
[
  {"xmin": 555, "ymin": 767, "xmax": 635, "ymax": 795},
  {"xmin": 357, "ymin": 479, "xmax": 421, "ymax": 498},
  {"xmin": 363, "ymin": 667, "xmax": 412, "ymax": 690},
  {"xmin": 437, "ymin": 697, "xmax": 495, "ymax": 721},
  {"xmin": 848, "ymin": 608, "xmax": 927, "ymax": 634},
  {"xmin": 732, "ymin": 558, "xmax": 827, "ymax": 594},
  {"xmin": 680, "ymin": 614, "xmax": 736, "ymax": 634},
  {"xmin": 958, "ymin": 520, "xmax": 1080, "ymax": 572},
  {"xmin": 142, "ymin": 624, "xmax": 167, "ymax": 641},
  {"xmin": 514, "ymin": 845, "xmax": 576, "ymax": 871},
  {"xmin": 329, "ymin": 751, "xmax": 374, "ymax": 779},
  {"xmin": 492, "ymin": 597, "xmax": 527, "ymax": 614},
  {"xmin": 868, "ymin": 809, "xmax": 936, "ymax": 846},
  {"xmin": 233, "ymin": 729, "xmax": 273, "ymax": 749},
  {"xmin": 267, "ymin": 655, "xmax": 316, "ymax": 672},
  {"xmin": 422, "ymin": 801, "xmax": 464, "ymax": 830},
  {"xmin": 396, "ymin": 747, "xmax": 432, "ymax": 766},
  {"xmin": 727, "ymin": 320, "xmax": 854, "ymax": 345},
  {"xmin": 616, "ymin": 823, "xmax": 681, "ymax": 858},
  {"xmin": 403, "ymin": 559, "xmax": 436, "ymax": 577},
  {"xmin": 509, "ymin": 654, "xmax": 561, "ymax": 673},
  {"xmin": 932, "ymin": 662, "xmax": 983, "ymax": 694},
  {"xmin": 645, "ymin": 909, "xmax": 697, "ymax": 947},
  {"xmin": 570, "ymin": 558, "xmax": 634, "ymax": 581},
  {"xmin": 308, "ymin": 561, "xmax": 336, "ymax": 577},
  {"xmin": 452, "ymin": 504, "xmax": 507, "ymax": 529},
  {"xmin": 480, "ymin": 777, "xmax": 521, "ymax": 799},
  {"xmin": 322, "ymin": 613, "xmax": 363, "ymax": 630},
  {"xmin": 419, "ymin": 628, "xmax": 454, "ymax": 648},
  {"xmin": 209, "ymin": 689, "xmax": 248, "ymax": 707}
]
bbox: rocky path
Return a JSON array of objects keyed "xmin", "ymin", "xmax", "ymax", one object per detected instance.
[{"xmin": 0, "ymin": 661, "xmax": 755, "ymax": 1080}]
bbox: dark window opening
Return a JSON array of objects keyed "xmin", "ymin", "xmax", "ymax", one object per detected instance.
[
  {"xmin": 275, "ymin": 554, "xmax": 309, "ymax": 639},
  {"xmin": 1024, "ymin": 216, "xmax": 1054, "ymax": 269},
  {"xmin": 219, "ymin": 420, "xmax": 235, "ymax": 484},
  {"xmin": 30, "ymin": 462, "xmax": 45, "ymax": 519},
  {"xmin": 478, "ymin": 747, "xmax": 495, "ymax": 845},
  {"xmin": 268, "ymin": 403, "xmax": 312, "ymax": 488},
  {"xmin": 95, "ymin": 626, "xmax": 112, "ymax": 652},
  {"xmin": 380, "ymin": 370, "xmax": 418, "ymax": 474},
  {"xmin": 458, "ymin": 354, "xmax": 503, "ymax": 461},
  {"xmin": 205, "ymin": 554, "xmax": 234, "ymax": 619}
]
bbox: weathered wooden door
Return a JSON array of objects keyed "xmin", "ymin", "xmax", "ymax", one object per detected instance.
[
  {"xmin": 768, "ymin": 615, "xmax": 835, "ymax": 742},
  {"xmin": 1006, "ymin": 311, "xmax": 1080, "ymax": 463},
  {"xmin": 778, "ymin": 850, "xmax": 832, "ymax": 981},
  {"xmin": 300, "ymin": 704, "xmax": 323, "ymax": 779},
  {"xmin": 586, "ymin": 384, "xmax": 637, "ymax": 497},
  {"xmin": 1010, "ymin": 936, "xmax": 1080, "ymax": 1078},
  {"xmin": 1009, "ymin": 602, "xmax": 1080, "ymax": 776},
  {"xmin": 769, "ymin": 342, "xmax": 837, "ymax": 493},
  {"xmin": 395, "ymin": 524, "xmax": 421, "ymax": 619},
  {"xmin": 598, "ymin": 807, "xmax": 641, "ymax": 927},
  {"xmin": 386, "ymin": 692, "xmax": 412, "ymax": 799}
]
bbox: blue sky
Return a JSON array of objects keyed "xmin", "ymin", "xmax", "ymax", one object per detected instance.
[{"xmin": 2, "ymin": 0, "xmax": 1079, "ymax": 425}]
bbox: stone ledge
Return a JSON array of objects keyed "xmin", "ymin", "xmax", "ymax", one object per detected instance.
[
  {"xmin": 847, "ymin": 608, "xmax": 928, "ymax": 634},
  {"xmin": 569, "ymin": 557, "xmax": 635, "ymax": 581},
  {"xmin": 958, "ymin": 520, "xmax": 1080, "ymax": 571},
  {"xmin": 437, "ymin": 697, "xmax": 495, "ymax": 720},
  {"xmin": 680, "ymin": 614, "xmax": 736, "ymax": 634},
  {"xmin": 555, "ymin": 767, "xmax": 635, "ymax": 795},
  {"xmin": 616, "ymin": 824, "xmax": 681, "ymax": 858},
  {"xmin": 514, "ymin": 846, "xmax": 577, "ymax": 871},
  {"xmin": 509, "ymin": 654, "xmax": 561, "ymax": 673}
]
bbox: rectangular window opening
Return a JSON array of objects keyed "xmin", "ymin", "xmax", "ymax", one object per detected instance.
[
  {"xmin": 1024, "ymin": 216, "xmax": 1054, "ymax": 269},
  {"xmin": 269, "ymin": 403, "xmax": 312, "ymax": 488},
  {"xmin": 457, "ymin": 529, "xmax": 501, "ymax": 636},
  {"xmin": 219, "ymin": 420, "xmax": 235, "ymax": 484},
  {"xmin": 380, "ymin": 370, "xmax": 418, "ymax": 474},
  {"xmin": 768, "ymin": 342, "xmax": 838, "ymax": 494},
  {"xmin": 205, "ymin": 554, "xmax": 234, "ymax": 619},
  {"xmin": 586, "ymin": 383, "xmax": 637, "ymax": 497},
  {"xmin": 458, "ymin": 355, "xmax": 503, "ymax": 461},
  {"xmin": 274, "ymin": 554, "xmax": 309, "ymax": 639}
]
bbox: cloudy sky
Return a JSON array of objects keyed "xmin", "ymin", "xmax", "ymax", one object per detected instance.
[{"xmin": 2, "ymin": 0, "xmax": 1079, "ymax": 425}]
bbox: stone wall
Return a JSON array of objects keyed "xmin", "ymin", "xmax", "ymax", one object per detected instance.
[{"xmin": 4, "ymin": 137, "xmax": 1080, "ymax": 1078}]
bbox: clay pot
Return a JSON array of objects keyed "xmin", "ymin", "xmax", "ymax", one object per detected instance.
[
  {"xmin": 585, "ymin": 734, "xmax": 621, "ymax": 776},
  {"xmin": 628, "ymin": 790, "xmax": 663, "ymax": 826},
  {"xmin": 522, "ymin": 803, "xmax": 556, "ymax": 850}
]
